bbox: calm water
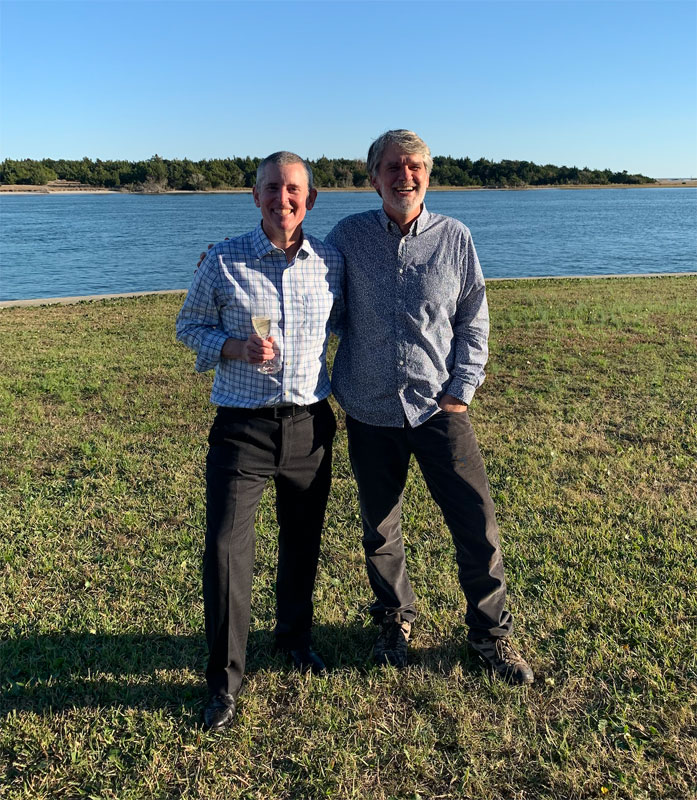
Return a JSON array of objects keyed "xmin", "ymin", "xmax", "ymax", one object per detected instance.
[{"xmin": 1, "ymin": 188, "xmax": 695, "ymax": 300}]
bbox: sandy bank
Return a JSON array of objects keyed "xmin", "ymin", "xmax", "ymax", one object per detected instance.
[
  {"xmin": 0, "ymin": 289, "xmax": 186, "ymax": 308},
  {"xmin": 1, "ymin": 181, "xmax": 695, "ymax": 196}
]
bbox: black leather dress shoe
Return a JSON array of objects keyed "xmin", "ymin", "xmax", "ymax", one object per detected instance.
[
  {"xmin": 285, "ymin": 646, "xmax": 327, "ymax": 674},
  {"xmin": 203, "ymin": 693, "xmax": 236, "ymax": 731}
]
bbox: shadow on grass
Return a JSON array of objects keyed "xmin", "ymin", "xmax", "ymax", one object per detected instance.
[
  {"xmin": 1, "ymin": 623, "xmax": 487, "ymax": 715},
  {"xmin": 0, "ymin": 622, "xmax": 379, "ymax": 714},
  {"xmin": 407, "ymin": 622, "xmax": 488, "ymax": 678},
  {"xmin": 1, "ymin": 631, "xmax": 206, "ymax": 714}
]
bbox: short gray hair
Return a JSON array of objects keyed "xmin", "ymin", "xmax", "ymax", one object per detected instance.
[
  {"xmin": 367, "ymin": 130, "xmax": 433, "ymax": 178},
  {"xmin": 256, "ymin": 151, "xmax": 314, "ymax": 191}
]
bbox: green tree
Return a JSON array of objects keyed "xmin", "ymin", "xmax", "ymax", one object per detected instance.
[
  {"xmin": 0, "ymin": 160, "xmax": 57, "ymax": 185},
  {"xmin": 146, "ymin": 155, "xmax": 168, "ymax": 183}
]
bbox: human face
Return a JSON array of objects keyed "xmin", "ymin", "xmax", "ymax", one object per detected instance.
[
  {"xmin": 253, "ymin": 162, "xmax": 317, "ymax": 247},
  {"xmin": 370, "ymin": 143, "xmax": 430, "ymax": 226}
]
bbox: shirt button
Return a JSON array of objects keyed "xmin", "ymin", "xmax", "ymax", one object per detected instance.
[{"xmin": 399, "ymin": 360, "xmax": 404, "ymax": 366}]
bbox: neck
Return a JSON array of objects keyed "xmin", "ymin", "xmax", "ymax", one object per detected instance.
[
  {"xmin": 383, "ymin": 204, "xmax": 422, "ymax": 235},
  {"xmin": 262, "ymin": 223, "xmax": 303, "ymax": 263}
]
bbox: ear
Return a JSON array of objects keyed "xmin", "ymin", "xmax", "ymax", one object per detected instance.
[
  {"xmin": 370, "ymin": 174, "xmax": 382, "ymax": 197},
  {"xmin": 305, "ymin": 187, "xmax": 318, "ymax": 211},
  {"xmin": 252, "ymin": 185, "xmax": 261, "ymax": 208}
]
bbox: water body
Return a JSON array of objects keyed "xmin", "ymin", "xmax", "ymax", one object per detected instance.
[{"xmin": 1, "ymin": 188, "xmax": 695, "ymax": 301}]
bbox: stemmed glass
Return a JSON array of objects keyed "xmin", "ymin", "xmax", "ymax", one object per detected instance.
[{"xmin": 251, "ymin": 315, "xmax": 282, "ymax": 374}]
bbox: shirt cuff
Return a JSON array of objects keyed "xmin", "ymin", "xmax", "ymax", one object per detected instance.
[
  {"xmin": 194, "ymin": 330, "xmax": 230, "ymax": 373},
  {"xmin": 445, "ymin": 378, "xmax": 477, "ymax": 406}
]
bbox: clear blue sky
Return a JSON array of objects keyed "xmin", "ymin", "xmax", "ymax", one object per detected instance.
[{"xmin": 1, "ymin": 0, "xmax": 695, "ymax": 177}]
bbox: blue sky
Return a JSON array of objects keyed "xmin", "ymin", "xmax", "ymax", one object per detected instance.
[{"xmin": 1, "ymin": 0, "xmax": 695, "ymax": 177}]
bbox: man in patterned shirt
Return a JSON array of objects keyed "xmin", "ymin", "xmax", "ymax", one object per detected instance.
[
  {"xmin": 326, "ymin": 130, "xmax": 533, "ymax": 684},
  {"xmin": 176, "ymin": 151, "xmax": 344, "ymax": 731}
]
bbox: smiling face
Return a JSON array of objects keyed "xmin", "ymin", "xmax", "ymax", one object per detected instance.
[
  {"xmin": 253, "ymin": 161, "xmax": 317, "ymax": 248},
  {"xmin": 370, "ymin": 143, "xmax": 430, "ymax": 227}
]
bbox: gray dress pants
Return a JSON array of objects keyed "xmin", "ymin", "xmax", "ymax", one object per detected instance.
[
  {"xmin": 204, "ymin": 400, "xmax": 335, "ymax": 698},
  {"xmin": 346, "ymin": 410, "xmax": 513, "ymax": 640}
]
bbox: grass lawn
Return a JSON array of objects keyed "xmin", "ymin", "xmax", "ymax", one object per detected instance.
[{"xmin": 1, "ymin": 276, "xmax": 695, "ymax": 800}]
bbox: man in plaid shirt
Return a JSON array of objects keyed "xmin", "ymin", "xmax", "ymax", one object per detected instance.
[{"xmin": 176, "ymin": 152, "xmax": 344, "ymax": 731}]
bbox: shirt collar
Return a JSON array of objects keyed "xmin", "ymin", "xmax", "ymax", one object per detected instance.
[
  {"xmin": 252, "ymin": 222, "xmax": 312, "ymax": 260},
  {"xmin": 296, "ymin": 234, "xmax": 316, "ymax": 260},
  {"xmin": 377, "ymin": 204, "xmax": 431, "ymax": 236}
]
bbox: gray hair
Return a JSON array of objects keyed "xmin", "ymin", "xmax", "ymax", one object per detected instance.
[
  {"xmin": 256, "ymin": 151, "xmax": 314, "ymax": 191},
  {"xmin": 367, "ymin": 130, "xmax": 433, "ymax": 178}
]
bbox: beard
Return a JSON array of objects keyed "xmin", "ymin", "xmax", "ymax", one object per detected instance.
[{"xmin": 385, "ymin": 186, "xmax": 424, "ymax": 214}]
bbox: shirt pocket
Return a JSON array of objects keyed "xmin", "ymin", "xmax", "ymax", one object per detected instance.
[
  {"xmin": 302, "ymin": 286, "xmax": 334, "ymax": 340},
  {"xmin": 411, "ymin": 263, "xmax": 458, "ymax": 318}
]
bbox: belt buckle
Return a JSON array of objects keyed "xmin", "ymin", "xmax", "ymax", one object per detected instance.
[{"xmin": 273, "ymin": 404, "xmax": 296, "ymax": 419}]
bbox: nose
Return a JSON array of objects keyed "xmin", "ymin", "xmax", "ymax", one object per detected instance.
[
  {"xmin": 397, "ymin": 164, "xmax": 411, "ymax": 181},
  {"xmin": 279, "ymin": 186, "xmax": 291, "ymax": 205}
]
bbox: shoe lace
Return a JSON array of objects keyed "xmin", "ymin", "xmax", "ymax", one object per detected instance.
[{"xmin": 495, "ymin": 638, "xmax": 525, "ymax": 666}]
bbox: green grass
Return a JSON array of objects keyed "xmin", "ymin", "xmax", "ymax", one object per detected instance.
[{"xmin": 1, "ymin": 276, "xmax": 695, "ymax": 800}]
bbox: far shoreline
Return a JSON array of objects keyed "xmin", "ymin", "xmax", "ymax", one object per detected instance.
[
  {"xmin": 2, "ymin": 273, "xmax": 695, "ymax": 309},
  {"xmin": 1, "ymin": 180, "xmax": 696, "ymax": 196}
]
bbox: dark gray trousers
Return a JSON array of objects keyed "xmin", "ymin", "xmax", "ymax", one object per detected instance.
[
  {"xmin": 204, "ymin": 400, "xmax": 336, "ymax": 698},
  {"xmin": 346, "ymin": 410, "xmax": 513, "ymax": 640}
]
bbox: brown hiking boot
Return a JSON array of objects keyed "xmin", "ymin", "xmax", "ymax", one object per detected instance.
[
  {"xmin": 470, "ymin": 637, "xmax": 534, "ymax": 685},
  {"xmin": 373, "ymin": 617, "xmax": 412, "ymax": 668}
]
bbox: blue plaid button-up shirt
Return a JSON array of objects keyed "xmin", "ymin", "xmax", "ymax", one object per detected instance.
[
  {"xmin": 176, "ymin": 224, "xmax": 344, "ymax": 408},
  {"xmin": 326, "ymin": 205, "xmax": 489, "ymax": 428}
]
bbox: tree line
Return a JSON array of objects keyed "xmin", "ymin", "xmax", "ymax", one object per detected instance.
[{"xmin": 0, "ymin": 154, "xmax": 654, "ymax": 190}]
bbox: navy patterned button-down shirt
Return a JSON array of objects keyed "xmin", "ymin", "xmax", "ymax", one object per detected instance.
[{"xmin": 326, "ymin": 205, "xmax": 489, "ymax": 428}]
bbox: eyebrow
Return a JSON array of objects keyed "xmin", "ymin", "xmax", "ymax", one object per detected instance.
[
  {"xmin": 265, "ymin": 182, "xmax": 301, "ymax": 189},
  {"xmin": 386, "ymin": 158, "xmax": 423, "ymax": 166}
]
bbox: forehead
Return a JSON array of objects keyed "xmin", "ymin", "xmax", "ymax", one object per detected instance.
[
  {"xmin": 258, "ymin": 161, "xmax": 309, "ymax": 189},
  {"xmin": 381, "ymin": 144, "xmax": 426, "ymax": 166}
]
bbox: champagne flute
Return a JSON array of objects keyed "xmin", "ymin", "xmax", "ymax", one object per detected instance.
[{"xmin": 251, "ymin": 316, "xmax": 282, "ymax": 374}]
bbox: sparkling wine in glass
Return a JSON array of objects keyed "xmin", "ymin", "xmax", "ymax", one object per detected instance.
[{"xmin": 251, "ymin": 316, "xmax": 282, "ymax": 374}]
